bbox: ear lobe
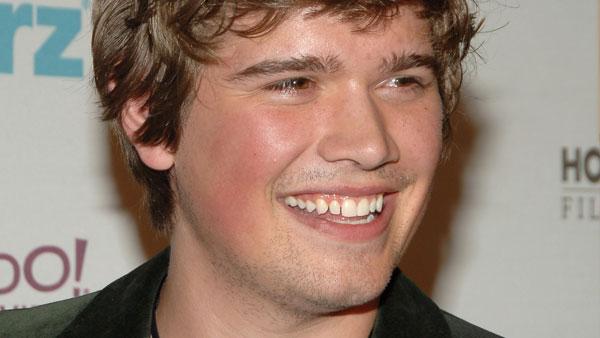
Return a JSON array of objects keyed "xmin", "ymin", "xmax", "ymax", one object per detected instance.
[{"xmin": 121, "ymin": 98, "xmax": 175, "ymax": 171}]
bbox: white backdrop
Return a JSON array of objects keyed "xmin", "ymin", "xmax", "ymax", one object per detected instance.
[{"xmin": 1, "ymin": 1, "xmax": 598, "ymax": 337}]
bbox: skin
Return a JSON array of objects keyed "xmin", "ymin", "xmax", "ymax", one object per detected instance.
[{"xmin": 126, "ymin": 6, "xmax": 443, "ymax": 338}]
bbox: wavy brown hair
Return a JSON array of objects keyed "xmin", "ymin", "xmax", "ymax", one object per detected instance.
[{"xmin": 92, "ymin": 0, "xmax": 481, "ymax": 232}]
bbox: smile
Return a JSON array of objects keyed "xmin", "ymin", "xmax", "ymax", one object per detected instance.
[{"xmin": 284, "ymin": 194, "xmax": 384, "ymax": 224}]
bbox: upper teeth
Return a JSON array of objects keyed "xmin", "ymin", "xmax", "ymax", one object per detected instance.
[{"xmin": 284, "ymin": 194, "xmax": 384, "ymax": 217}]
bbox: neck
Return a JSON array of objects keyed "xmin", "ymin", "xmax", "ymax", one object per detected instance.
[{"xmin": 156, "ymin": 226, "xmax": 379, "ymax": 338}]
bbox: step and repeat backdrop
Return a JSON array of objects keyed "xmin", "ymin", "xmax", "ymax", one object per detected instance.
[{"xmin": 1, "ymin": 1, "xmax": 598, "ymax": 337}]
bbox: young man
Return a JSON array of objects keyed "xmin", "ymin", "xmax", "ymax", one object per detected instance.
[{"xmin": 0, "ymin": 0, "xmax": 500, "ymax": 337}]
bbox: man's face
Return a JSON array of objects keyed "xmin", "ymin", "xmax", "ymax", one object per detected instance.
[{"xmin": 172, "ymin": 7, "xmax": 442, "ymax": 312}]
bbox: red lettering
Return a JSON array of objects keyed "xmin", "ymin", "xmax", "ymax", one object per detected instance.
[
  {"xmin": 0, "ymin": 253, "xmax": 19, "ymax": 294},
  {"xmin": 24, "ymin": 246, "xmax": 70, "ymax": 292}
]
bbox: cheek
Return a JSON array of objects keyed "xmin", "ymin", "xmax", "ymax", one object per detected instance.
[
  {"xmin": 388, "ymin": 102, "xmax": 444, "ymax": 173},
  {"xmin": 208, "ymin": 106, "xmax": 309, "ymax": 194},
  {"xmin": 177, "ymin": 103, "xmax": 310, "ymax": 236}
]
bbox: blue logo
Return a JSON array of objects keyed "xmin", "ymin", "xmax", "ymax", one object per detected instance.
[{"xmin": 0, "ymin": 2, "xmax": 86, "ymax": 78}]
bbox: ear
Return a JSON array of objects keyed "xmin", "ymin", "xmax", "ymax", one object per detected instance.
[{"xmin": 121, "ymin": 98, "xmax": 175, "ymax": 171}]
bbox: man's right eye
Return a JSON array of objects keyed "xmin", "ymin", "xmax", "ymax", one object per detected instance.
[{"xmin": 264, "ymin": 77, "xmax": 313, "ymax": 96}]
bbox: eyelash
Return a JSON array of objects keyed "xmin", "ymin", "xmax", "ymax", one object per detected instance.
[
  {"xmin": 385, "ymin": 76, "xmax": 424, "ymax": 89},
  {"xmin": 262, "ymin": 75, "xmax": 425, "ymax": 99},
  {"xmin": 265, "ymin": 77, "xmax": 313, "ymax": 95}
]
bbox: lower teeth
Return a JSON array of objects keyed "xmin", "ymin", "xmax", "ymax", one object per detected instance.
[{"xmin": 331, "ymin": 213, "xmax": 376, "ymax": 225}]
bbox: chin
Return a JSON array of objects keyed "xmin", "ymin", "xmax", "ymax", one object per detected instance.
[{"xmin": 291, "ymin": 258, "xmax": 397, "ymax": 314}]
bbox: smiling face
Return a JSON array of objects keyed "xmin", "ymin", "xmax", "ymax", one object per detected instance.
[{"xmin": 169, "ymin": 7, "xmax": 443, "ymax": 314}]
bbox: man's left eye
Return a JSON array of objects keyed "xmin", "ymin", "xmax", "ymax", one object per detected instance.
[
  {"xmin": 385, "ymin": 76, "xmax": 423, "ymax": 88},
  {"xmin": 265, "ymin": 77, "xmax": 313, "ymax": 95},
  {"xmin": 375, "ymin": 76, "xmax": 428, "ymax": 103}
]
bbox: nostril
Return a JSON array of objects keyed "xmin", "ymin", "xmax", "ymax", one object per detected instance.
[{"xmin": 316, "ymin": 132, "xmax": 398, "ymax": 170}]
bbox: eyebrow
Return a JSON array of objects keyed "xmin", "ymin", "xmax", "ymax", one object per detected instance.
[
  {"xmin": 228, "ymin": 54, "xmax": 343, "ymax": 82},
  {"xmin": 379, "ymin": 52, "xmax": 440, "ymax": 75},
  {"xmin": 227, "ymin": 52, "xmax": 439, "ymax": 82}
]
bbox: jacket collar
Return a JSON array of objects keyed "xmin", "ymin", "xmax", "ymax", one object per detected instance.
[
  {"xmin": 60, "ymin": 249, "xmax": 169, "ymax": 337},
  {"xmin": 369, "ymin": 269, "xmax": 451, "ymax": 337},
  {"xmin": 60, "ymin": 249, "xmax": 450, "ymax": 337}
]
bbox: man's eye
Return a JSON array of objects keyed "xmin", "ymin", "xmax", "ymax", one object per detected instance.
[
  {"xmin": 377, "ymin": 76, "xmax": 428, "ymax": 103},
  {"xmin": 387, "ymin": 77, "xmax": 423, "ymax": 88},
  {"xmin": 265, "ymin": 77, "xmax": 313, "ymax": 95}
]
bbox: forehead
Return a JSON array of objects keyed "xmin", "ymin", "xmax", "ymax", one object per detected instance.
[{"xmin": 215, "ymin": 6, "xmax": 432, "ymax": 70}]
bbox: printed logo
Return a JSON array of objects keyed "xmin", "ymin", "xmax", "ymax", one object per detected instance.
[
  {"xmin": 561, "ymin": 147, "xmax": 600, "ymax": 221},
  {"xmin": 0, "ymin": 1, "xmax": 89, "ymax": 78},
  {"xmin": 0, "ymin": 239, "xmax": 90, "ymax": 311}
]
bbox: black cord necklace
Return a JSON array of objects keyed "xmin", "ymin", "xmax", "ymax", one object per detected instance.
[
  {"xmin": 151, "ymin": 307, "xmax": 160, "ymax": 338},
  {"xmin": 150, "ymin": 276, "xmax": 166, "ymax": 338}
]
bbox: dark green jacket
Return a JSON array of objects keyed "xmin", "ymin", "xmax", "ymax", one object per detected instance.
[{"xmin": 0, "ymin": 249, "xmax": 501, "ymax": 337}]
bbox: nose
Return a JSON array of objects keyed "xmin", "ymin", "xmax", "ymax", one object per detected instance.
[{"xmin": 316, "ymin": 88, "xmax": 400, "ymax": 170}]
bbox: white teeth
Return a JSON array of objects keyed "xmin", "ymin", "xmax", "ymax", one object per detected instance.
[
  {"xmin": 329, "ymin": 200, "xmax": 341, "ymax": 215},
  {"xmin": 316, "ymin": 199, "xmax": 328, "ymax": 214},
  {"xmin": 285, "ymin": 196, "xmax": 298, "ymax": 207},
  {"xmin": 376, "ymin": 194, "xmax": 383, "ymax": 213},
  {"xmin": 341, "ymin": 199, "xmax": 357, "ymax": 217},
  {"xmin": 285, "ymin": 194, "xmax": 384, "ymax": 217},
  {"xmin": 333, "ymin": 213, "xmax": 376, "ymax": 225},
  {"xmin": 356, "ymin": 198, "xmax": 370, "ymax": 217},
  {"xmin": 297, "ymin": 199, "xmax": 306, "ymax": 210},
  {"xmin": 305, "ymin": 200, "xmax": 316, "ymax": 213}
]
